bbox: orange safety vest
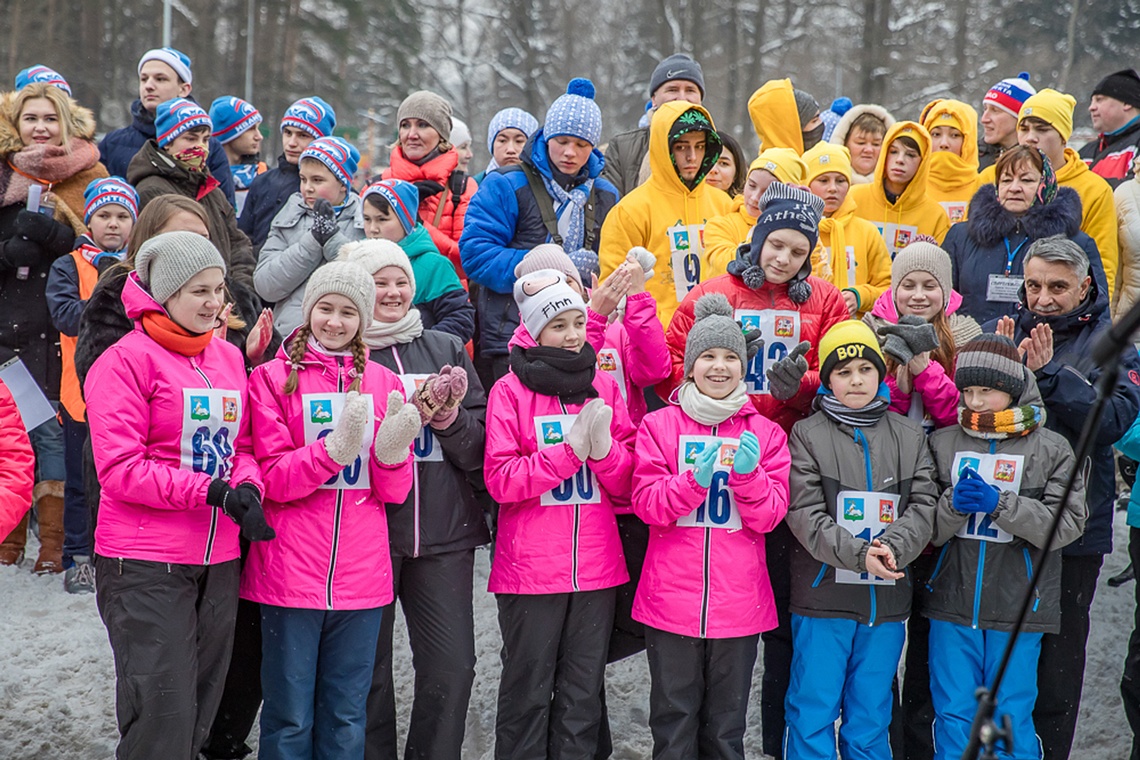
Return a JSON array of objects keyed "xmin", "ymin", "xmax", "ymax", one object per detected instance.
[{"xmin": 59, "ymin": 249, "xmax": 101, "ymax": 422}]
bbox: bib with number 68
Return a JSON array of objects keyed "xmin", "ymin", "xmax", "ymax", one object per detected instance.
[
  {"xmin": 181, "ymin": 388, "xmax": 242, "ymax": 480},
  {"xmin": 950, "ymin": 452, "xmax": 1023, "ymax": 543},
  {"xmin": 834, "ymin": 490, "xmax": 898, "ymax": 585},
  {"xmin": 399, "ymin": 374, "xmax": 444, "ymax": 462},
  {"xmin": 302, "ymin": 393, "xmax": 374, "ymax": 490},
  {"xmin": 676, "ymin": 436, "xmax": 741, "ymax": 530},
  {"xmin": 534, "ymin": 415, "xmax": 601, "ymax": 506}
]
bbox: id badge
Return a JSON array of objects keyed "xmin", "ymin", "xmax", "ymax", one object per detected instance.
[{"xmin": 986, "ymin": 273, "xmax": 1023, "ymax": 303}]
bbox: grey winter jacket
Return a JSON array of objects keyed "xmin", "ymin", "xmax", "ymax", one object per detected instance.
[
  {"xmin": 254, "ymin": 193, "xmax": 365, "ymax": 336},
  {"xmin": 601, "ymin": 127, "xmax": 650, "ymax": 198},
  {"xmin": 787, "ymin": 406, "xmax": 939, "ymax": 626},
  {"xmin": 923, "ymin": 371, "xmax": 1087, "ymax": 634}
]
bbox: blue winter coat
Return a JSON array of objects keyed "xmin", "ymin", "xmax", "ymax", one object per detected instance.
[
  {"xmin": 459, "ymin": 132, "xmax": 619, "ymax": 357},
  {"xmin": 98, "ymin": 99, "xmax": 235, "ymax": 206},
  {"xmin": 983, "ymin": 280, "xmax": 1140, "ymax": 556},
  {"xmin": 238, "ymin": 154, "xmax": 301, "ymax": 252},
  {"xmin": 944, "ymin": 186, "xmax": 1108, "ymax": 325}
]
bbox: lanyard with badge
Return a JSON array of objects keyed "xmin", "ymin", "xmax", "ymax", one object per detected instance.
[{"xmin": 987, "ymin": 237, "xmax": 1027, "ymax": 303}]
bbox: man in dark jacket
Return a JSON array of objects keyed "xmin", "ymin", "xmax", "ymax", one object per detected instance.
[
  {"xmin": 1080, "ymin": 68, "xmax": 1140, "ymax": 188},
  {"xmin": 98, "ymin": 48, "xmax": 235, "ymax": 205},
  {"xmin": 992, "ymin": 235, "xmax": 1140, "ymax": 759},
  {"xmin": 601, "ymin": 54, "xmax": 705, "ymax": 197},
  {"xmin": 238, "ymin": 96, "xmax": 337, "ymax": 252}
]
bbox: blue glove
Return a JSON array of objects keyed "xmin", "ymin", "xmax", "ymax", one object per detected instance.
[
  {"xmin": 692, "ymin": 440, "xmax": 721, "ymax": 489},
  {"xmin": 733, "ymin": 432, "xmax": 761, "ymax": 475},
  {"xmin": 953, "ymin": 467, "xmax": 1000, "ymax": 514}
]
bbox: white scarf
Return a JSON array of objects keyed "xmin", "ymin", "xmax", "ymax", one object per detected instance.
[
  {"xmin": 677, "ymin": 381, "xmax": 749, "ymax": 426},
  {"xmin": 362, "ymin": 308, "xmax": 424, "ymax": 349}
]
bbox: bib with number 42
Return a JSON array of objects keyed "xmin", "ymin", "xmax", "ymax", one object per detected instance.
[
  {"xmin": 951, "ymin": 452, "xmax": 1023, "ymax": 543},
  {"xmin": 181, "ymin": 389, "xmax": 242, "ymax": 480},
  {"xmin": 676, "ymin": 436, "xmax": 741, "ymax": 530},
  {"xmin": 834, "ymin": 490, "xmax": 898, "ymax": 585},
  {"xmin": 534, "ymin": 415, "xmax": 601, "ymax": 506},
  {"xmin": 736, "ymin": 310, "xmax": 801, "ymax": 395},
  {"xmin": 302, "ymin": 393, "xmax": 374, "ymax": 490},
  {"xmin": 399, "ymin": 374, "xmax": 444, "ymax": 462}
]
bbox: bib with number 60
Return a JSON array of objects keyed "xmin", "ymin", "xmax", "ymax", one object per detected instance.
[
  {"xmin": 399, "ymin": 374, "xmax": 445, "ymax": 462},
  {"xmin": 534, "ymin": 415, "xmax": 601, "ymax": 506},
  {"xmin": 950, "ymin": 452, "xmax": 1023, "ymax": 544},
  {"xmin": 834, "ymin": 490, "xmax": 898, "ymax": 586},
  {"xmin": 181, "ymin": 388, "xmax": 242, "ymax": 480},
  {"xmin": 302, "ymin": 393, "xmax": 374, "ymax": 490},
  {"xmin": 676, "ymin": 436, "xmax": 741, "ymax": 530}
]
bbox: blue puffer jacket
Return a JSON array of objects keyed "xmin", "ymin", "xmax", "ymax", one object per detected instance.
[
  {"xmin": 238, "ymin": 154, "xmax": 301, "ymax": 251},
  {"xmin": 984, "ymin": 281, "xmax": 1140, "ymax": 556},
  {"xmin": 944, "ymin": 185, "xmax": 1108, "ymax": 325},
  {"xmin": 98, "ymin": 99, "xmax": 235, "ymax": 206},
  {"xmin": 459, "ymin": 132, "xmax": 619, "ymax": 357}
]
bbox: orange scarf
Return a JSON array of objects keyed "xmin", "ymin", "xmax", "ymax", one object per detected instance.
[{"xmin": 141, "ymin": 312, "xmax": 213, "ymax": 356}]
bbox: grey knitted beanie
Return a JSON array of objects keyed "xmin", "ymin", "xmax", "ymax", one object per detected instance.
[
  {"xmin": 684, "ymin": 293, "xmax": 760, "ymax": 378},
  {"xmin": 134, "ymin": 231, "xmax": 226, "ymax": 305},
  {"xmin": 301, "ymin": 261, "xmax": 377, "ymax": 335},
  {"xmin": 397, "ymin": 91, "xmax": 453, "ymax": 143}
]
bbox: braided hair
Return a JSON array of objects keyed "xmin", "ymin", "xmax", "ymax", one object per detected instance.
[{"xmin": 282, "ymin": 325, "xmax": 312, "ymax": 395}]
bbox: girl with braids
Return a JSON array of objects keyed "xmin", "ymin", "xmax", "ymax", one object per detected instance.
[{"xmin": 242, "ymin": 261, "xmax": 421, "ymax": 758}]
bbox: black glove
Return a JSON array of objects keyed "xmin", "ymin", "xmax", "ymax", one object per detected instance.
[
  {"xmin": 207, "ymin": 480, "xmax": 276, "ymax": 542},
  {"xmin": 15, "ymin": 209, "xmax": 73, "ymax": 250},
  {"xmin": 309, "ymin": 198, "xmax": 338, "ymax": 245},
  {"xmin": 413, "ymin": 180, "xmax": 445, "ymax": 202},
  {"xmin": 447, "ymin": 170, "xmax": 467, "ymax": 201},
  {"xmin": 0, "ymin": 235, "xmax": 43, "ymax": 269}
]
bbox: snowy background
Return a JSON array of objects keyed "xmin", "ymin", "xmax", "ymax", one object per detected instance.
[{"xmin": 0, "ymin": 514, "xmax": 1133, "ymax": 759}]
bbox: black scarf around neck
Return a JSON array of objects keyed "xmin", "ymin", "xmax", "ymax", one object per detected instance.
[{"xmin": 510, "ymin": 343, "xmax": 599, "ymax": 405}]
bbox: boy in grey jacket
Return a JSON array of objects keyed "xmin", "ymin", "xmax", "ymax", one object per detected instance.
[
  {"xmin": 785, "ymin": 319, "xmax": 939, "ymax": 759},
  {"xmin": 924, "ymin": 334, "xmax": 1086, "ymax": 760}
]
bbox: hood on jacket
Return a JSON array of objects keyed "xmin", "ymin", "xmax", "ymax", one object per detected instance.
[
  {"xmin": 507, "ymin": 322, "xmax": 538, "ymax": 351},
  {"xmin": 525, "ymin": 127, "xmax": 606, "ymax": 185},
  {"xmin": 0, "ymin": 89, "xmax": 97, "ymax": 155},
  {"xmin": 965, "ymin": 184, "xmax": 1083, "ymax": 247},
  {"xmin": 870, "ymin": 286, "xmax": 967, "ymax": 323},
  {"xmin": 923, "ymin": 99, "xmax": 980, "ymax": 191},
  {"xmin": 1013, "ymin": 270, "xmax": 1107, "ymax": 339},
  {"xmin": 126, "ymin": 138, "xmax": 203, "ymax": 190},
  {"xmin": 388, "ymin": 143, "xmax": 459, "ymax": 184},
  {"xmin": 870, "ymin": 121, "xmax": 935, "ymax": 211},
  {"xmin": 828, "ymin": 103, "xmax": 897, "ymax": 152},
  {"xmin": 647, "ymin": 101, "xmax": 722, "ymax": 197},
  {"xmin": 122, "ymin": 270, "xmax": 169, "ymax": 320},
  {"xmin": 748, "ymin": 79, "xmax": 804, "ymax": 154}
]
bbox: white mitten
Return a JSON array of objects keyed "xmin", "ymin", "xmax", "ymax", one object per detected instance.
[
  {"xmin": 323, "ymin": 391, "xmax": 371, "ymax": 466},
  {"xmin": 566, "ymin": 399, "xmax": 603, "ymax": 460},
  {"xmin": 373, "ymin": 390, "xmax": 423, "ymax": 465},
  {"xmin": 587, "ymin": 403, "xmax": 613, "ymax": 460}
]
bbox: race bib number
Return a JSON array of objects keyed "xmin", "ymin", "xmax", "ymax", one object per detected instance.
[
  {"xmin": 668, "ymin": 221, "xmax": 705, "ymax": 301},
  {"xmin": 736, "ymin": 309, "xmax": 801, "ymax": 395},
  {"xmin": 940, "ymin": 200, "xmax": 968, "ymax": 224},
  {"xmin": 399, "ymin": 375, "xmax": 444, "ymax": 462},
  {"xmin": 302, "ymin": 393, "xmax": 374, "ymax": 490},
  {"xmin": 181, "ymin": 389, "xmax": 242, "ymax": 480},
  {"xmin": 986, "ymin": 274, "xmax": 1023, "ymax": 303},
  {"xmin": 834, "ymin": 490, "xmax": 899, "ymax": 585},
  {"xmin": 951, "ymin": 452, "xmax": 1023, "ymax": 543},
  {"xmin": 596, "ymin": 348, "xmax": 627, "ymax": 401},
  {"xmin": 534, "ymin": 415, "xmax": 601, "ymax": 506},
  {"xmin": 676, "ymin": 436, "xmax": 742, "ymax": 530},
  {"xmin": 875, "ymin": 222, "xmax": 920, "ymax": 258}
]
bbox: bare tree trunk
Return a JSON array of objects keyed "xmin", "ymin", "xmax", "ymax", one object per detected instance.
[
  {"xmin": 952, "ymin": 0, "xmax": 970, "ymax": 93},
  {"xmin": 859, "ymin": 0, "xmax": 892, "ymax": 103},
  {"xmin": 8, "ymin": 0, "xmax": 22, "ymax": 76},
  {"xmin": 1058, "ymin": 0, "xmax": 1083, "ymax": 92}
]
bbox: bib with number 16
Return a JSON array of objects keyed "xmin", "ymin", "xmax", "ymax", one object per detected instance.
[{"xmin": 676, "ymin": 436, "xmax": 741, "ymax": 530}]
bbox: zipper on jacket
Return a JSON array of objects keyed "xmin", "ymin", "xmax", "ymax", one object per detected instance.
[
  {"xmin": 926, "ymin": 545, "xmax": 949, "ymax": 591},
  {"xmin": 1023, "ymin": 548, "xmax": 1040, "ymax": 613},
  {"xmin": 853, "ymin": 428, "xmax": 877, "ymax": 625},
  {"xmin": 391, "ymin": 347, "xmax": 422, "ymax": 558},
  {"xmin": 699, "ymin": 423, "xmax": 720, "ymax": 637},
  {"xmin": 326, "ymin": 367, "xmax": 347, "ymax": 610},
  {"xmin": 972, "ymin": 541, "xmax": 987, "ymax": 629},
  {"xmin": 560, "ymin": 400, "xmax": 582, "ymax": 592},
  {"xmin": 811, "ymin": 563, "xmax": 827, "ymax": 588},
  {"xmin": 191, "ymin": 358, "xmax": 220, "ymax": 565}
]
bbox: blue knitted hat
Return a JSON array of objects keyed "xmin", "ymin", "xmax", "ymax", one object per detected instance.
[
  {"xmin": 544, "ymin": 78, "xmax": 603, "ymax": 147},
  {"xmin": 15, "ymin": 65, "xmax": 71, "ymax": 95},
  {"xmin": 281, "ymin": 96, "xmax": 337, "ymax": 139},
  {"xmin": 84, "ymin": 177, "xmax": 139, "ymax": 223},
  {"xmin": 300, "ymin": 136, "xmax": 360, "ymax": 190},
  {"xmin": 360, "ymin": 178, "xmax": 419, "ymax": 234},
  {"xmin": 209, "ymin": 96, "xmax": 263, "ymax": 144},
  {"xmin": 486, "ymin": 107, "xmax": 540, "ymax": 154},
  {"xmin": 155, "ymin": 98, "xmax": 211, "ymax": 148}
]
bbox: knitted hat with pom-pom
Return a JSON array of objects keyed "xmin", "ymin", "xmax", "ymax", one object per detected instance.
[
  {"xmin": 684, "ymin": 292, "xmax": 762, "ymax": 378},
  {"xmin": 545, "ymin": 78, "xmax": 603, "ymax": 147}
]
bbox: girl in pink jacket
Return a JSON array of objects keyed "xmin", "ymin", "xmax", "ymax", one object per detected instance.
[
  {"xmin": 632, "ymin": 292, "xmax": 790, "ymax": 760},
  {"xmin": 242, "ymin": 262, "xmax": 419, "ymax": 759},
  {"xmin": 484, "ymin": 268, "xmax": 635, "ymax": 759},
  {"xmin": 84, "ymin": 231, "xmax": 272, "ymax": 760}
]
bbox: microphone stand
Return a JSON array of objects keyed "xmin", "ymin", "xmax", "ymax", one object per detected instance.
[{"xmin": 961, "ymin": 350, "xmax": 1122, "ymax": 759}]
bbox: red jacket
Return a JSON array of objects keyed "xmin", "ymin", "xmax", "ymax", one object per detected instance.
[
  {"xmin": 0, "ymin": 379, "xmax": 33, "ymax": 537},
  {"xmin": 662, "ymin": 273, "xmax": 849, "ymax": 433}
]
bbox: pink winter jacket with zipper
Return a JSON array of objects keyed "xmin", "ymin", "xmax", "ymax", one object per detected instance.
[
  {"xmin": 85, "ymin": 272, "xmax": 261, "ymax": 566},
  {"xmin": 484, "ymin": 325, "xmax": 635, "ymax": 595},
  {"xmin": 632, "ymin": 401, "xmax": 790, "ymax": 638},
  {"xmin": 240, "ymin": 337, "xmax": 413, "ymax": 610}
]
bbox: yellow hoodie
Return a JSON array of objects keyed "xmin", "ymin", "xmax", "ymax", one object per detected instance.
[
  {"xmin": 748, "ymin": 79, "xmax": 804, "ymax": 154},
  {"xmin": 922, "ymin": 100, "xmax": 981, "ymax": 223},
  {"xmin": 702, "ymin": 196, "xmax": 754, "ymax": 280},
  {"xmin": 599, "ymin": 101, "xmax": 734, "ymax": 327},
  {"xmin": 849, "ymin": 121, "xmax": 951, "ymax": 257},
  {"xmin": 977, "ymin": 149, "xmax": 1119, "ymax": 301},
  {"xmin": 812, "ymin": 196, "xmax": 892, "ymax": 317}
]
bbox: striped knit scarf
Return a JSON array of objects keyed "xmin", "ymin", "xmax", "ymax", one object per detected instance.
[{"xmin": 958, "ymin": 404, "xmax": 1044, "ymax": 440}]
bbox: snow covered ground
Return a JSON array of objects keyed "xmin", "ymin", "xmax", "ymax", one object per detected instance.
[{"xmin": 1, "ymin": 515, "xmax": 1134, "ymax": 759}]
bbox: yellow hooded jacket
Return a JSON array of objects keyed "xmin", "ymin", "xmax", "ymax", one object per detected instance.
[
  {"xmin": 748, "ymin": 79, "xmax": 804, "ymax": 154},
  {"xmin": 703, "ymin": 196, "xmax": 754, "ymax": 280},
  {"xmin": 599, "ymin": 101, "xmax": 734, "ymax": 327},
  {"xmin": 849, "ymin": 121, "xmax": 951, "ymax": 257},
  {"xmin": 1056, "ymin": 147, "xmax": 1119, "ymax": 301},
  {"xmin": 812, "ymin": 193, "xmax": 892, "ymax": 316},
  {"xmin": 922, "ymin": 100, "xmax": 981, "ymax": 223}
]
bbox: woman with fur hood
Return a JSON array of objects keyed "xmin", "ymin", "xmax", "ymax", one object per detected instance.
[
  {"xmin": 0, "ymin": 82, "xmax": 107, "ymax": 571},
  {"xmin": 828, "ymin": 103, "xmax": 896, "ymax": 185},
  {"xmin": 942, "ymin": 145, "xmax": 1110, "ymax": 325}
]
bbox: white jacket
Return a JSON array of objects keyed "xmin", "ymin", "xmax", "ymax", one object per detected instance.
[{"xmin": 1115, "ymin": 178, "xmax": 1140, "ymax": 321}]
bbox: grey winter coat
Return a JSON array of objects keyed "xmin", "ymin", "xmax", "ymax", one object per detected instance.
[
  {"xmin": 600, "ymin": 127, "xmax": 649, "ymax": 198},
  {"xmin": 787, "ymin": 406, "xmax": 939, "ymax": 626},
  {"xmin": 254, "ymin": 193, "xmax": 365, "ymax": 335},
  {"xmin": 923, "ymin": 371, "xmax": 1087, "ymax": 634}
]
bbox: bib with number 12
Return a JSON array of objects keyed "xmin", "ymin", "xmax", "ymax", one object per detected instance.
[
  {"xmin": 834, "ymin": 490, "xmax": 898, "ymax": 585},
  {"xmin": 951, "ymin": 452, "xmax": 1023, "ymax": 543},
  {"xmin": 676, "ymin": 436, "xmax": 741, "ymax": 529},
  {"xmin": 534, "ymin": 415, "xmax": 600, "ymax": 506},
  {"xmin": 399, "ymin": 374, "xmax": 444, "ymax": 462},
  {"xmin": 735, "ymin": 309, "xmax": 801, "ymax": 395},
  {"xmin": 668, "ymin": 221, "xmax": 705, "ymax": 301},
  {"xmin": 301, "ymin": 393, "xmax": 374, "ymax": 489}
]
